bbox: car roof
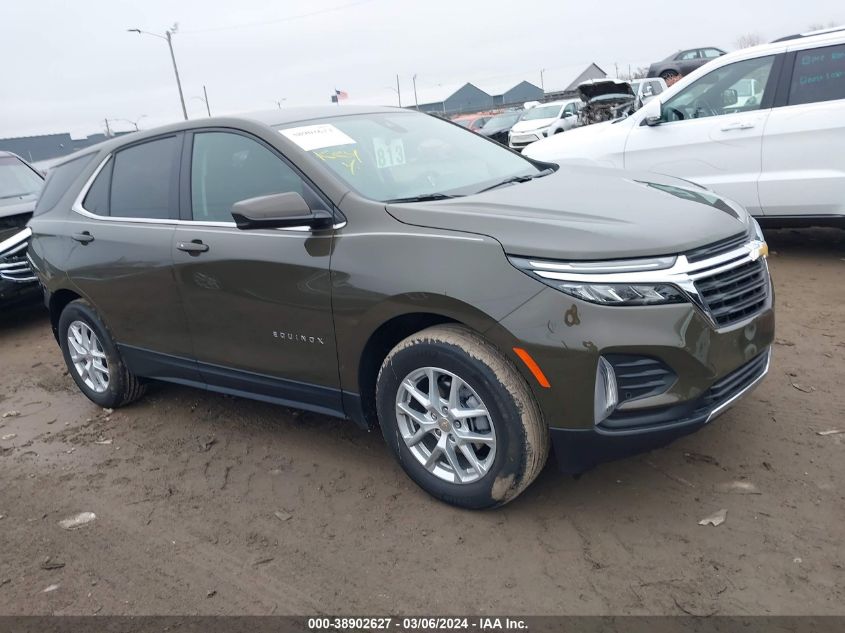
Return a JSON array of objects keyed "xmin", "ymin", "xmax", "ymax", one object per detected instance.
[
  {"xmin": 772, "ymin": 25, "xmax": 845, "ymax": 42},
  {"xmin": 47, "ymin": 104, "xmax": 408, "ymax": 169}
]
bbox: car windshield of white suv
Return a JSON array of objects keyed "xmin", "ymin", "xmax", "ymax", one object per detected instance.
[
  {"xmin": 0, "ymin": 156, "xmax": 43, "ymax": 199},
  {"xmin": 519, "ymin": 105, "xmax": 561, "ymax": 121},
  {"xmin": 275, "ymin": 112, "xmax": 549, "ymax": 202}
]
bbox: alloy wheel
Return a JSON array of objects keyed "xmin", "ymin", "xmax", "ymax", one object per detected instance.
[
  {"xmin": 67, "ymin": 320, "xmax": 110, "ymax": 393},
  {"xmin": 395, "ymin": 366, "xmax": 496, "ymax": 484}
]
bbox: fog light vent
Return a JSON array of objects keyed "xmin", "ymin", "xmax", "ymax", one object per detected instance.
[{"xmin": 594, "ymin": 357, "xmax": 618, "ymax": 425}]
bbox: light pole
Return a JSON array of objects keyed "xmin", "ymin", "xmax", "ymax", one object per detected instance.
[
  {"xmin": 412, "ymin": 74, "xmax": 419, "ymax": 110},
  {"xmin": 540, "ymin": 68, "xmax": 546, "ymax": 93},
  {"xmin": 127, "ymin": 24, "xmax": 188, "ymax": 120},
  {"xmin": 193, "ymin": 85, "xmax": 212, "ymax": 116}
]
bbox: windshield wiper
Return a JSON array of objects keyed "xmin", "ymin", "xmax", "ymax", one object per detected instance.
[
  {"xmin": 385, "ymin": 193, "xmax": 461, "ymax": 203},
  {"xmin": 476, "ymin": 168, "xmax": 554, "ymax": 193}
]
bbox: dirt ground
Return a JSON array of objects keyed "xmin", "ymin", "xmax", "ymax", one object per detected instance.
[{"xmin": 0, "ymin": 228, "xmax": 843, "ymax": 616}]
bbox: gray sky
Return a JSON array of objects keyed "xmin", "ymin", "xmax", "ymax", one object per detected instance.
[{"xmin": 1, "ymin": 0, "xmax": 841, "ymax": 138}]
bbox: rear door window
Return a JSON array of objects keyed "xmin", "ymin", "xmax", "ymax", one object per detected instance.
[
  {"xmin": 788, "ymin": 44, "xmax": 845, "ymax": 105},
  {"xmin": 109, "ymin": 136, "xmax": 179, "ymax": 219}
]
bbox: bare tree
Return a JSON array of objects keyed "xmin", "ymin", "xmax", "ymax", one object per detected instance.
[
  {"xmin": 735, "ymin": 32, "xmax": 764, "ymax": 49},
  {"xmin": 619, "ymin": 66, "xmax": 649, "ymax": 81},
  {"xmin": 807, "ymin": 21, "xmax": 839, "ymax": 31}
]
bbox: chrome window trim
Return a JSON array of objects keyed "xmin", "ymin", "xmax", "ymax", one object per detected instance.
[
  {"xmin": 511, "ymin": 239, "xmax": 771, "ymax": 330},
  {"xmin": 71, "ymin": 153, "xmax": 345, "ymax": 232}
]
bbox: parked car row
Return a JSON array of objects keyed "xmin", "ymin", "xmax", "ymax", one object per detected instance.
[{"xmin": 524, "ymin": 27, "xmax": 845, "ymax": 226}]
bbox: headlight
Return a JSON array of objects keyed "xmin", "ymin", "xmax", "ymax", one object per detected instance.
[
  {"xmin": 554, "ymin": 282, "xmax": 686, "ymax": 306},
  {"xmin": 509, "ymin": 255, "xmax": 688, "ymax": 306},
  {"xmin": 750, "ymin": 217, "xmax": 765, "ymax": 242}
]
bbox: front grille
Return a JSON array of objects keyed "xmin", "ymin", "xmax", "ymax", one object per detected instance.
[
  {"xmin": 0, "ymin": 236, "xmax": 36, "ymax": 283},
  {"xmin": 686, "ymin": 231, "xmax": 748, "ymax": 263},
  {"xmin": 606, "ymin": 355, "xmax": 676, "ymax": 403},
  {"xmin": 694, "ymin": 258, "xmax": 768, "ymax": 327}
]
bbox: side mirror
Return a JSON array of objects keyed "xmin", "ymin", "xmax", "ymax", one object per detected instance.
[
  {"xmin": 642, "ymin": 98, "xmax": 663, "ymax": 126},
  {"xmin": 722, "ymin": 89, "xmax": 739, "ymax": 107},
  {"xmin": 562, "ymin": 112, "xmax": 573, "ymax": 118},
  {"xmin": 231, "ymin": 192, "xmax": 334, "ymax": 230}
]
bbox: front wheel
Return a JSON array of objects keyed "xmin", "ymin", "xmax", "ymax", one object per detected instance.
[{"xmin": 376, "ymin": 325, "xmax": 548, "ymax": 509}]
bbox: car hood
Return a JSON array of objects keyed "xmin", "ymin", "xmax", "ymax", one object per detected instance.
[
  {"xmin": 578, "ymin": 79, "xmax": 634, "ymax": 101},
  {"xmin": 522, "ymin": 120, "xmax": 619, "ymax": 161},
  {"xmin": 0, "ymin": 195, "xmax": 37, "ymax": 219},
  {"xmin": 510, "ymin": 118, "xmax": 557, "ymax": 133},
  {"xmin": 385, "ymin": 165, "xmax": 751, "ymax": 260}
]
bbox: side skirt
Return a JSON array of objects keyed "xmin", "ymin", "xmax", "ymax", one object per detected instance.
[{"xmin": 118, "ymin": 344, "xmax": 349, "ymax": 420}]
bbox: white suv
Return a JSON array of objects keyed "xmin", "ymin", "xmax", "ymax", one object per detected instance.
[
  {"xmin": 508, "ymin": 100, "xmax": 580, "ymax": 150},
  {"xmin": 524, "ymin": 27, "xmax": 845, "ymax": 226}
]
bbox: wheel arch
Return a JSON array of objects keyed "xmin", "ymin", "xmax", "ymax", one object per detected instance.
[{"xmin": 48, "ymin": 288, "xmax": 83, "ymax": 341}]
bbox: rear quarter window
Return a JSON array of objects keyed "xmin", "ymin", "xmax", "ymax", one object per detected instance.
[
  {"xmin": 33, "ymin": 153, "xmax": 95, "ymax": 216},
  {"xmin": 789, "ymin": 44, "xmax": 845, "ymax": 105}
]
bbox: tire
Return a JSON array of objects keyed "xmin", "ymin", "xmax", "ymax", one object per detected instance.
[
  {"xmin": 58, "ymin": 299, "xmax": 147, "ymax": 408},
  {"xmin": 376, "ymin": 325, "xmax": 548, "ymax": 509},
  {"xmin": 660, "ymin": 69, "xmax": 680, "ymax": 83}
]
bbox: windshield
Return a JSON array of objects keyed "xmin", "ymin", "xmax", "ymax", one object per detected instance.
[
  {"xmin": 275, "ymin": 112, "xmax": 541, "ymax": 202},
  {"xmin": 630, "ymin": 82, "xmax": 641, "ymax": 94},
  {"xmin": 520, "ymin": 105, "xmax": 561, "ymax": 121},
  {"xmin": 0, "ymin": 156, "xmax": 43, "ymax": 199},
  {"xmin": 481, "ymin": 112, "xmax": 521, "ymax": 129}
]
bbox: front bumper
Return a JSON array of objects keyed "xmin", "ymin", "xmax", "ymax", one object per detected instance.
[
  {"xmin": 493, "ymin": 266, "xmax": 774, "ymax": 472},
  {"xmin": 0, "ymin": 227, "xmax": 38, "ymax": 301},
  {"xmin": 509, "ymin": 131, "xmax": 545, "ymax": 150},
  {"xmin": 550, "ymin": 349, "xmax": 770, "ymax": 473}
]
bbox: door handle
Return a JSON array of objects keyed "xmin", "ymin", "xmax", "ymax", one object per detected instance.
[
  {"xmin": 177, "ymin": 240, "xmax": 210, "ymax": 255},
  {"xmin": 71, "ymin": 232, "xmax": 94, "ymax": 244},
  {"xmin": 720, "ymin": 122, "xmax": 755, "ymax": 131}
]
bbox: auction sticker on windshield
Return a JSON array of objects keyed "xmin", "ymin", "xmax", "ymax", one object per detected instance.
[
  {"xmin": 280, "ymin": 124, "xmax": 356, "ymax": 151},
  {"xmin": 373, "ymin": 137, "xmax": 406, "ymax": 169}
]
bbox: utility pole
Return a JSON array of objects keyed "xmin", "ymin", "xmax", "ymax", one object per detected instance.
[
  {"xmin": 104, "ymin": 118, "xmax": 111, "ymax": 137},
  {"xmin": 128, "ymin": 25, "xmax": 188, "ymax": 120},
  {"xmin": 540, "ymin": 68, "xmax": 546, "ymax": 93},
  {"xmin": 412, "ymin": 74, "xmax": 419, "ymax": 110},
  {"xmin": 165, "ymin": 29, "xmax": 188, "ymax": 120},
  {"xmin": 396, "ymin": 74, "xmax": 402, "ymax": 108}
]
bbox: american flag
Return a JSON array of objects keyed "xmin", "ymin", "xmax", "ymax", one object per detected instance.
[{"xmin": 331, "ymin": 89, "xmax": 349, "ymax": 103}]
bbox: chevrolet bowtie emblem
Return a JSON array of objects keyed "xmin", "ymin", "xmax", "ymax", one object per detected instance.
[{"xmin": 748, "ymin": 241, "xmax": 768, "ymax": 261}]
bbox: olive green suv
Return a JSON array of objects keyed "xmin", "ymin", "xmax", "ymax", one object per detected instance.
[{"xmin": 28, "ymin": 106, "xmax": 774, "ymax": 508}]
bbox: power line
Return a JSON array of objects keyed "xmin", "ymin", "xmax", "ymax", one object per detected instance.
[{"xmin": 180, "ymin": 0, "xmax": 377, "ymax": 35}]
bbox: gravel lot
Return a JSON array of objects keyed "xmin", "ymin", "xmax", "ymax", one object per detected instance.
[{"xmin": 0, "ymin": 228, "xmax": 843, "ymax": 616}]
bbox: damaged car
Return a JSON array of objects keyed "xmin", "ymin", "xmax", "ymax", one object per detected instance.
[
  {"xmin": 0, "ymin": 151, "xmax": 43, "ymax": 303},
  {"xmin": 576, "ymin": 78, "xmax": 637, "ymax": 127}
]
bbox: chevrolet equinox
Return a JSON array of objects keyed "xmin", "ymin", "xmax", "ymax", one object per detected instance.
[{"xmin": 27, "ymin": 106, "xmax": 774, "ymax": 508}]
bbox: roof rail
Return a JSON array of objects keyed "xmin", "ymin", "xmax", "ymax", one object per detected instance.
[{"xmin": 772, "ymin": 25, "xmax": 845, "ymax": 43}]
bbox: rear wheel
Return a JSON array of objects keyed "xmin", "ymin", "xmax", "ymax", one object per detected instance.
[
  {"xmin": 58, "ymin": 299, "xmax": 147, "ymax": 408},
  {"xmin": 376, "ymin": 325, "xmax": 548, "ymax": 509},
  {"xmin": 660, "ymin": 69, "xmax": 680, "ymax": 84}
]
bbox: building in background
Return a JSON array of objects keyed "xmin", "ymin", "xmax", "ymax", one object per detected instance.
[
  {"xmin": 0, "ymin": 131, "xmax": 131, "ymax": 165},
  {"xmin": 415, "ymin": 64, "xmax": 608, "ymax": 116}
]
